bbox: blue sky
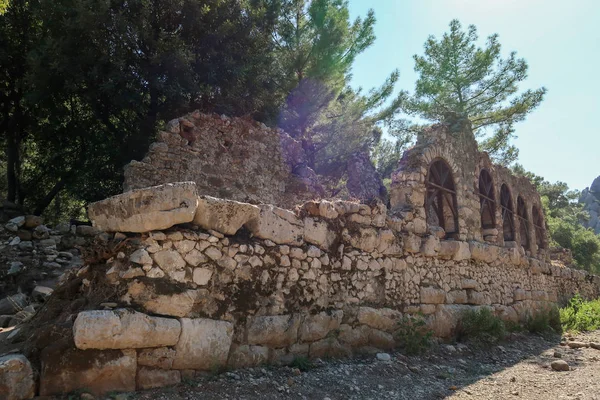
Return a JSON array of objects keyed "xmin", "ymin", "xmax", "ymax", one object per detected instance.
[{"xmin": 347, "ymin": 0, "xmax": 599, "ymax": 191}]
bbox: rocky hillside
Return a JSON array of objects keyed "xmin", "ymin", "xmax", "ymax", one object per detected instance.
[{"xmin": 580, "ymin": 176, "xmax": 600, "ymax": 234}]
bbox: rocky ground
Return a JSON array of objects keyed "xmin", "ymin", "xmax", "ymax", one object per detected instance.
[{"xmin": 45, "ymin": 330, "xmax": 598, "ymax": 400}]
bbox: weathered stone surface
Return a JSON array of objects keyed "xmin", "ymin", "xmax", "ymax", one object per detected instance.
[
  {"xmin": 368, "ymin": 328, "xmax": 396, "ymax": 350},
  {"xmin": 431, "ymin": 305, "xmax": 473, "ymax": 338},
  {"xmin": 193, "ymin": 196, "xmax": 260, "ymax": 235},
  {"xmin": 74, "ymin": 309, "xmax": 181, "ymax": 350},
  {"xmin": 246, "ymin": 205, "xmax": 303, "ymax": 245},
  {"xmin": 88, "ymin": 182, "xmax": 198, "ymax": 232},
  {"xmin": 299, "ymin": 311, "xmax": 343, "ymax": 342},
  {"xmin": 0, "ymin": 354, "xmax": 35, "ymax": 400},
  {"xmin": 152, "ymin": 250, "xmax": 187, "ymax": 278},
  {"xmin": 304, "ymin": 218, "xmax": 336, "ymax": 249},
  {"xmin": 136, "ymin": 367, "xmax": 181, "ymax": 390},
  {"xmin": 228, "ymin": 345, "xmax": 270, "ymax": 368},
  {"xmin": 420, "ymin": 287, "xmax": 446, "ymax": 304},
  {"xmin": 309, "ymin": 338, "xmax": 351, "ymax": 359},
  {"xmin": 40, "ymin": 347, "xmax": 136, "ymax": 396},
  {"xmin": 357, "ymin": 307, "xmax": 402, "ymax": 332},
  {"xmin": 123, "ymin": 281, "xmax": 198, "ymax": 318},
  {"xmin": 193, "ymin": 267, "xmax": 213, "ymax": 285},
  {"xmin": 137, "ymin": 347, "xmax": 176, "ymax": 369},
  {"xmin": 247, "ymin": 315, "xmax": 301, "ymax": 347},
  {"xmin": 338, "ymin": 324, "xmax": 370, "ymax": 347},
  {"xmin": 172, "ymin": 318, "xmax": 234, "ymax": 370}
]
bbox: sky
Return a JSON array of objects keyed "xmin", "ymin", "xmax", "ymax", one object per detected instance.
[{"xmin": 347, "ymin": 0, "xmax": 599, "ymax": 192}]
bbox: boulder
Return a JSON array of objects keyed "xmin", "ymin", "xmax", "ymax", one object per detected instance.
[
  {"xmin": 23, "ymin": 215, "xmax": 43, "ymax": 229},
  {"xmin": 338, "ymin": 324, "xmax": 370, "ymax": 347},
  {"xmin": 73, "ymin": 309, "xmax": 181, "ymax": 350},
  {"xmin": 88, "ymin": 181, "xmax": 198, "ymax": 232},
  {"xmin": 0, "ymin": 294, "xmax": 28, "ymax": 315},
  {"xmin": 31, "ymin": 286, "xmax": 53, "ymax": 302},
  {"xmin": 551, "ymin": 359, "xmax": 569, "ymax": 371},
  {"xmin": 40, "ymin": 346, "xmax": 136, "ymax": 396},
  {"xmin": 309, "ymin": 338, "xmax": 352, "ymax": 359},
  {"xmin": 0, "ymin": 354, "xmax": 35, "ymax": 400},
  {"xmin": 357, "ymin": 307, "xmax": 402, "ymax": 332},
  {"xmin": 299, "ymin": 311, "xmax": 343, "ymax": 342},
  {"xmin": 136, "ymin": 367, "xmax": 181, "ymax": 390},
  {"xmin": 193, "ymin": 196, "xmax": 260, "ymax": 235},
  {"xmin": 247, "ymin": 314, "xmax": 301, "ymax": 347},
  {"xmin": 246, "ymin": 205, "xmax": 303, "ymax": 245},
  {"xmin": 172, "ymin": 318, "xmax": 234, "ymax": 370}
]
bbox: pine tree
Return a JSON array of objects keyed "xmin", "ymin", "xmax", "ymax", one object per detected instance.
[{"xmin": 404, "ymin": 19, "xmax": 546, "ymax": 165}]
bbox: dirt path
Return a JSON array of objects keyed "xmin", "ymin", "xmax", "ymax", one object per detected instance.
[{"xmin": 90, "ymin": 331, "xmax": 600, "ymax": 400}]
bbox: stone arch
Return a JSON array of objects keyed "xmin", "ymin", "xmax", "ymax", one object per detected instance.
[
  {"xmin": 517, "ymin": 196, "xmax": 530, "ymax": 250},
  {"xmin": 478, "ymin": 169, "xmax": 496, "ymax": 230},
  {"xmin": 500, "ymin": 184, "xmax": 515, "ymax": 242},
  {"xmin": 532, "ymin": 205, "xmax": 545, "ymax": 249},
  {"xmin": 425, "ymin": 158, "xmax": 459, "ymax": 237}
]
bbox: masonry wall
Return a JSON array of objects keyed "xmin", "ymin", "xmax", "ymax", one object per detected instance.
[
  {"xmin": 123, "ymin": 111, "xmax": 323, "ymax": 208},
  {"xmin": 36, "ymin": 195, "xmax": 600, "ymax": 395}
]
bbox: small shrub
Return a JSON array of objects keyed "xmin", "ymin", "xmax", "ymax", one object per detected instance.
[
  {"xmin": 525, "ymin": 306, "xmax": 561, "ymax": 334},
  {"xmin": 290, "ymin": 356, "xmax": 313, "ymax": 372},
  {"xmin": 458, "ymin": 308, "xmax": 506, "ymax": 342},
  {"xmin": 395, "ymin": 314, "xmax": 432, "ymax": 355},
  {"xmin": 560, "ymin": 294, "xmax": 600, "ymax": 333}
]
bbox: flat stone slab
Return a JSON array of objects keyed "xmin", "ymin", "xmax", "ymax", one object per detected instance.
[
  {"xmin": 88, "ymin": 182, "xmax": 198, "ymax": 232},
  {"xmin": 74, "ymin": 309, "xmax": 181, "ymax": 350},
  {"xmin": 193, "ymin": 195, "xmax": 260, "ymax": 235}
]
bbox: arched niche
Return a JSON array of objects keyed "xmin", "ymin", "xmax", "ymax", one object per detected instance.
[
  {"xmin": 425, "ymin": 159, "xmax": 459, "ymax": 237},
  {"xmin": 479, "ymin": 169, "xmax": 496, "ymax": 230},
  {"xmin": 517, "ymin": 196, "xmax": 530, "ymax": 250},
  {"xmin": 500, "ymin": 184, "xmax": 515, "ymax": 242}
]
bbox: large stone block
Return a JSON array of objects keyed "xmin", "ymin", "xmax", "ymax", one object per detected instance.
[
  {"xmin": 247, "ymin": 314, "xmax": 301, "ymax": 347},
  {"xmin": 420, "ymin": 287, "xmax": 446, "ymax": 304},
  {"xmin": 0, "ymin": 354, "xmax": 35, "ymax": 400},
  {"xmin": 88, "ymin": 181, "xmax": 198, "ymax": 232},
  {"xmin": 357, "ymin": 307, "xmax": 402, "ymax": 332},
  {"xmin": 193, "ymin": 196, "xmax": 260, "ymax": 235},
  {"xmin": 304, "ymin": 218, "xmax": 336, "ymax": 249},
  {"xmin": 172, "ymin": 318, "xmax": 233, "ymax": 370},
  {"xmin": 40, "ymin": 346, "xmax": 136, "ymax": 396},
  {"xmin": 299, "ymin": 311, "xmax": 343, "ymax": 342},
  {"xmin": 227, "ymin": 345, "xmax": 270, "ymax": 369},
  {"xmin": 74, "ymin": 309, "xmax": 181, "ymax": 350},
  {"xmin": 246, "ymin": 205, "xmax": 303, "ymax": 245}
]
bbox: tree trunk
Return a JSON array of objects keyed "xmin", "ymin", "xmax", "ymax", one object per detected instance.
[
  {"xmin": 5, "ymin": 131, "xmax": 20, "ymax": 203},
  {"xmin": 33, "ymin": 176, "xmax": 68, "ymax": 216}
]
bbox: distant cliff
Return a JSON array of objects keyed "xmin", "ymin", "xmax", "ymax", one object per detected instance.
[{"xmin": 580, "ymin": 176, "xmax": 600, "ymax": 234}]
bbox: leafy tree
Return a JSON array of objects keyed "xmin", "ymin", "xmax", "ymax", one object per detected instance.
[
  {"xmin": 274, "ymin": 0, "xmax": 404, "ymax": 183},
  {"xmin": 0, "ymin": 0, "xmax": 281, "ymax": 218},
  {"xmin": 404, "ymin": 19, "xmax": 546, "ymax": 165}
]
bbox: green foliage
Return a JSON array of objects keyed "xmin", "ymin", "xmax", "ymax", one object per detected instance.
[
  {"xmin": 395, "ymin": 314, "xmax": 433, "ymax": 355},
  {"xmin": 403, "ymin": 19, "xmax": 546, "ymax": 165},
  {"xmin": 525, "ymin": 306, "xmax": 561, "ymax": 334},
  {"xmin": 0, "ymin": 0, "xmax": 281, "ymax": 214},
  {"xmin": 274, "ymin": 0, "xmax": 405, "ymax": 183},
  {"xmin": 560, "ymin": 294, "xmax": 600, "ymax": 333},
  {"xmin": 290, "ymin": 356, "xmax": 314, "ymax": 371},
  {"xmin": 458, "ymin": 308, "xmax": 506, "ymax": 343}
]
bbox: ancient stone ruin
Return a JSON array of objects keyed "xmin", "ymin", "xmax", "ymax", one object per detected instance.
[{"xmin": 1, "ymin": 113, "xmax": 599, "ymax": 399}]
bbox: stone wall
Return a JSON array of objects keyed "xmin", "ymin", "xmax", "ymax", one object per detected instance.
[
  {"xmin": 20, "ymin": 183, "xmax": 599, "ymax": 397},
  {"xmin": 123, "ymin": 111, "xmax": 324, "ymax": 209},
  {"xmin": 390, "ymin": 120, "xmax": 547, "ymax": 257}
]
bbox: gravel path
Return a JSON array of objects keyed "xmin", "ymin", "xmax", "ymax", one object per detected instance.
[{"xmin": 98, "ymin": 331, "xmax": 600, "ymax": 400}]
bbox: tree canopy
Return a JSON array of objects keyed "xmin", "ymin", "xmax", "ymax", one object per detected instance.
[{"xmin": 403, "ymin": 19, "xmax": 546, "ymax": 165}]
